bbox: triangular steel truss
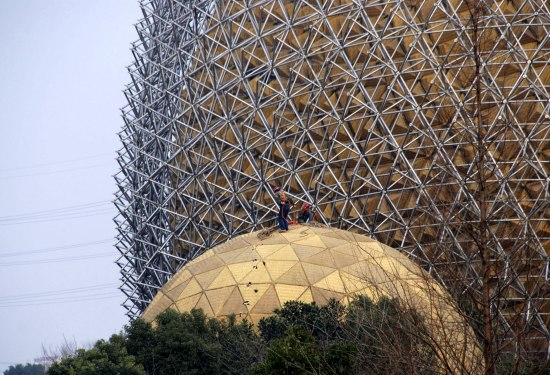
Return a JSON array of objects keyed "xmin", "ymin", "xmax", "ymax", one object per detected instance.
[{"xmin": 116, "ymin": 0, "xmax": 550, "ymax": 355}]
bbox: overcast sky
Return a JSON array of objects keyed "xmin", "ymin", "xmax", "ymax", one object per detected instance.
[{"xmin": 0, "ymin": 1, "xmax": 142, "ymax": 370}]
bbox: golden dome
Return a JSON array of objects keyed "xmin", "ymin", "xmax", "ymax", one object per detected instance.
[{"xmin": 143, "ymin": 225, "xmax": 482, "ymax": 371}]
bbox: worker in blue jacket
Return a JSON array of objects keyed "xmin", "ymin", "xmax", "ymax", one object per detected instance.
[{"xmin": 274, "ymin": 186, "xmax": 293, "ymax": 231}]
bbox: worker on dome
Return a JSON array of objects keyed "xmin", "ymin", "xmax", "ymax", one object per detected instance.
[
  {"xmin": 298, "ymin": 202, "xmax": 312, "ymax": 223},
  {"xmin": 274, "ymin": 186, "xmax": 293, "ymax": 231}
]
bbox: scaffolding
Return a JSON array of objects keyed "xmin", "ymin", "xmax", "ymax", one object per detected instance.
[{"xmin": 115, "ymin": 0, "xmax": 550, "ymax": 356}]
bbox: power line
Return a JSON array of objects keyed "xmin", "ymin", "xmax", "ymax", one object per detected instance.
[
  {"xmin": 0, "ymin": 252, "xmax": 114, "ymax": 266},
  {"xmin": 0, "ymin": 152, "xmax": 115, "ymax": 172},
  {"xmin": 0, "ymin": 162, "xmax": 114, "ymax": 180},
  {"xmin": 0, "ymin": 283, "xmax": 121, "ymax": 307},
  {"xmin": 0, "ymin": 209, "xmax": 115, "ymax": 225},
  {"xmin": 0, "ymin": 201, "xmax": 115, "ymax": 225},
  {"xmin": 0, "ymin": 283, "xmax": 118, "ymax": 301},
  {"xmin": 0, "ymin": 292, "xmax": 118, "ymax": 304},
  {"xmin": 0, "ymin": 283, "xmax": 122, "ymax": 307},
  {"xmin": 0, "ymin": 201, "xmax": 111, "ymax": 220},
  {"xmin": 0, "ymin": 294, "xmax": 121, "ymax": 308},
  {"xmin": 0, "ymin": 239, "xmax": 114, "ymax": 258}
]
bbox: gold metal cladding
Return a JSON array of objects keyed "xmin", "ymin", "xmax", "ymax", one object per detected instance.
[{"xmin": 143, "ymin": 226, "xmax": 484, "ymax": 373}]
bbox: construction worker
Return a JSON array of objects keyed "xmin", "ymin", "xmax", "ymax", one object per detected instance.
[
  {"xmin": 274, "ymin": 186, "xmax": 292, "ymax": 231},
  {"xmin": 298, "ymin": 202, "xmax": 312, "ymax": 223},
  {"xmin": 284, "ymin": 191, "xmax": 294, "ymax": 223}
]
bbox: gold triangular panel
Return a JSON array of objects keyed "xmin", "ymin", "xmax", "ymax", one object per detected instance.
[
  {"xmin": 226, "ymin": 248, "xmax": 262, "ymax": 263},
  {"xmin": 378, "ymin": 243, "xmax": 411, "ymax": 263},
  {"xmin": 350, "ymin": 232, "xmax": 376, "ymax": 243},
  {"xmin": 255, "ymin": 244, "xmax": 289, "ymax": 258},
  {"xmin": 318, "ymin": 230, "xmax": 357, "ymax": 243},
  {"xmin": 274, "ymin": 284, "xmax": 308, "ymax": 304},
  {"xmin": 188, "ymin": 255, "xmax": 225, "ymax": 275},
  {"xmin": 181, "ymin": 277, "xmax": 204, "ymax": 296},
  {"xmin": 331, "ymin": 249, "xmax": 362, "ymax": 269},
  {"xmin": 341, "ymin": 260, "xmax": 393, "ymax": 285},
  {"xmin": 214, "ymin": 238, "xmax": 251, "ymax": 254},
  {"xmin": 265, "ymin": 260, "xmax": 298, "ymax": 281},
  {"xmin": 311, "ymin": 286, "xmax": 345, "ymax": 305},
  {"xmin": 276, "ymin": 263, "xmax": 309, "ymax": 285},
  {"xmin": 195, "ymin": 293, "xmax": 215, "ymax": 316},
  {"xmin": 217, "ymin": 249, "xmax": 252, "ymax": 264},
  {"xmin": 313, "ymin": 271, "xmax": 347, "ymax": 293},
  {"xmin": 228, "ymin": 263, "xmax": 254, "ymax": 283},
  {"xmin": 293, "ymin": 235, "xmax": 327, "ymax": 248},
  {"xmin": 280, "ymin": 228, "xmax": 311, "ymax": 242},
  {"xmin": 242, "ymin": 262, "xmax": 273, "ymax": 284},
  {"xmin": 219, "ymin": 285, "xmax": 247, "ymax": 317},
  {"xmin": 166, "ymin": 269, "xmax": 193, "ymax": 291},
  {"xmin": 302, "ymin": 249, "xmax": 337, "ymax": 268},
  {"xmin": 291, "ymin": 243, "xmax": 329, "ymax": 261},
  {"xmin": 330, "ymin": 243, "xmax": 364, "ymax": 258},
  {"xmin": 302, "ymin": 262, "xmax": 337, "ymax": 284},
  {"xmin": 208, "ymin": 266, "xmax": 237, "ymax": 289},
  {"xmin": 340, "ymin": 271, "xmax": 372, "ymax": 293},
  {"xmin": 205, "ymin": 286, "xmax": 235, "ymax": 316},
  {"xmin": 296, "ymin": 288, "xmax": 314, "ymax": 303},
  {"xmin": 195, "ymin": 266, "xmax": 225, "ymax": 289},
  {"xmin": 238, "ymin": 283, "xmax": 272, "ymax": 310},
  {"xmin": 316, "ymin": 235, "xmax": 347, "ymax": 249},
  {"xmin": 258, "ymin": 234, "xmax": 289, "ymax": 245},
  {"xmin": 371, "ymin": 256, "xmax": 413, "ymax": 280},
  {"xmin": 355, "ymin": 242, "xmax": 385, "ymax": 259},
  {"xmin": 250, "ymin": 285, "xmax": 281, "ymax": 314},
  {"xmin": 164, "ymin": 277, "xmax": 192, "ymax": 301},
  {"xmin": 175, "ymin": 293, "xmax": 202, "ymax": 313},
  {"xmin": 265, "ymin": 244, "xmax": 299, "ymax": 261},
  {"xmin": 141, "ymin": 293, "xmax": 173, "ymax": 322}
]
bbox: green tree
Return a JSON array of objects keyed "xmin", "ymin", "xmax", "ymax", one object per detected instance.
[
  {"xmin": 216, "ymin": 315, "xmax": 263, "ymax": 374},
  {"xmin": 125, "ymin": 309, "xmax": 262, "ymax": 375},
  {"xmin": 255, "ymin": 300, "xmax": 354, "ymax": 374},
  {"xmin": 43, "ymin": 297, "xmax": 437, "ymax": 374},
  {"xmin": 47, "ymin": 335, "xmax": 144, "ymax": 375},
  {"xmin": 258, "ymin": 300, "xmax": 343, "ymax": 342},
  {"xmin": 342, "ymin": 296, "xmax": 434, "ymax": 374},
  {"xmin": 255, "ymin": 297, "xmax": 435, "ymax": 375},
  {"xmin": 3, "ymin": 364, "xmax": 45, "ymax": 375},
  {"xmin": 250, "ymin": 326, "xmax": 322, "ymax": 375}
]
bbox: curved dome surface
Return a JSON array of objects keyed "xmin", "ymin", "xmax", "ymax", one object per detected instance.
[
  {"xmin": 142, "ymin": 225, "xmax": 482, "ymax": 370},
  {"xmin": 145, "ymin": 226, "xmax": 419, "ymax": 323},
  {"xmin": 117, "ymin": 0, "xmax": 550, "ymax": 353}
]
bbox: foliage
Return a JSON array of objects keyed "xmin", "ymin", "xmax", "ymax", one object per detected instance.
[
  {"xmin": 254, "ymin": 296, "xmax": 435, "ymax": 375},
  {"xmin": 124, "ymin": 309, "xmax": 262, "ymax": 375},
  {"xmin": 250, "ymin": 326, "xmax": 322, "ymax": 375},
  {"xmin": 47, "ymin": 335, "xmax": 144, "ymax": 375},
  {"xmin": 258, "ymin": 299, "xmax": 344, "ymax": 342},
  {"xmin": 45, "ymin": 297, "xmax": 437, "ymax": 375},
  {"xmin": 3, "ymin": 364, "xmax": 45, "ymax": 375},
  {"xmin": 342, "ymin": 296, "xmax": 434, "ymax": 374}
]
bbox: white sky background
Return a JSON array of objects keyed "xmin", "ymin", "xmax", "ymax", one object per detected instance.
[{"xmin": 0, "ymin": 1, "xmax": 142, "ymax": 370}]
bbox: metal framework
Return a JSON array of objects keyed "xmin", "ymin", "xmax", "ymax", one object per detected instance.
[{"xmin": 115, "ymin": 0, "xmax": 550, "ymax": 355}]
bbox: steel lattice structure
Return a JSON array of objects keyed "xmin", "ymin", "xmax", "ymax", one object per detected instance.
[{"xmin": 115, "ymin": 0, "xmax": 550, "ymax": 355}]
